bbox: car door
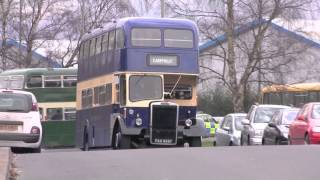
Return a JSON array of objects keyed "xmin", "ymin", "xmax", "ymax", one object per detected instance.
[
  {"xmin": 216, "ymin": 116, "xmax": 232, "ymax": 146},
  {"xmin": 264, "ymin": 113, "xmax": 279, "ymax": 145},
  {"xmin": 294, "ymin": 105, "xmax": 309, "ymax": 144}
]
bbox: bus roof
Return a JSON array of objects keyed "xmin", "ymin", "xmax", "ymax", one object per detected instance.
[
  {"xmin": 261, "ymin": 83, "xmax": 320, "ymax": 93},
  {"xmin": 82, "ymin": 17, "xmax": 198, "ymax": 42},
  {"xmin": 0, "ymin": 68, "xmax": 77, "ymax": 76}
]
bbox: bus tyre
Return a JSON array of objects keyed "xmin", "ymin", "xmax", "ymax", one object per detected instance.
[
  {"xmin": 82, "ymin": 128, "xmax": 89, "ymax": 151},
  {"xmin": 113, "ymin": 126, "xmax": 131, "ymax": 149},
  {"xmin": 189, "ymin": 137, "xmax": 202, "ymax": 147}
]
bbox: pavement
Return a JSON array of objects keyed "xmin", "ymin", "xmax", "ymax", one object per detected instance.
[{"xmin": 0, "ymin": 147, "xmax": 11, "ymax": 180}]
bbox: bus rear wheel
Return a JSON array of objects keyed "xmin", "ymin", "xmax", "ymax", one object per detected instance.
[
  {"xmin": 82, "ymin": 128, "xmax": 89, "ymax": 151},
  {"xmin": 112, "ymin": 125, "xmax": 131, "ymax": 149}
]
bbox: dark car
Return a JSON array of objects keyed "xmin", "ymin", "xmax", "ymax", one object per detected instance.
[{"xmin": 262, "ymin": 108, "xmax": 299, "ymax": 145}]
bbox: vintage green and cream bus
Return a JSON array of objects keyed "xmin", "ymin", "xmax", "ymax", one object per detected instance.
[{"xmin": 0, "ymin": 68, "xmax": 77, "ymax": 147}]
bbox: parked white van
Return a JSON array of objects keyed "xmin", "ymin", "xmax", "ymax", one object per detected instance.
[{"xmin": 0, "ymin": 89, "xmax": 42, "ymax": 152}]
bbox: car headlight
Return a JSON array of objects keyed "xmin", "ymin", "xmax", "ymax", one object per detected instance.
[
  {"xmin": 135, "ymin": 117, "xmax": 142, "ymax": 126},
  {"xmin": 312, "ymin": 126, "xmax": 320, "ymax": 133},
  {"xmin": 185, "ymin": 119, "xmax": 193, "ymax": 127}
]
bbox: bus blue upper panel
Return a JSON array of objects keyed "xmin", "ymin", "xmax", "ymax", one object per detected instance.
[{"xmin": 79, "ymin": 18, "xmax": 199, "ymax": 81}]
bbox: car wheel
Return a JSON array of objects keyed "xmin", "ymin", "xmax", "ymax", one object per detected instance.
[
  {"xmin": 113, "ymin": 125, "xmax": 131, "ymax": 149},
  {"xmin": 241, "ymin": 136, "xmax": 248, "ymax": 146},
  {"xmin": 213, "ymin": 141, "xmax": 216, "ymax": 146},
  {"xmin": 288, "ymin": 136, "xmax": 292, "ymax": 145},
  {"xmin": 262, "ymin": 138, "xmax": 265, "ymax": 145},
  {"xmin": 304, "ymin": 134, "xmax": 310, "ymax": 145},
  {"xmin": 275, "ymin": 138, "xmax": 281, "ymax": 145},
  {"xmin": 189, "ymin": 137, "xmax": 202, "ymax": 147},
  {"xmin": 229, "ymin": 141, "xmax": 233, "ymax": 146}
]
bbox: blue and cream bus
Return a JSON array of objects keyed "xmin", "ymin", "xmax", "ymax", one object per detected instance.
[{"xmin": 76, "ymin": 17, "xmax": 204, "ymax": 150}]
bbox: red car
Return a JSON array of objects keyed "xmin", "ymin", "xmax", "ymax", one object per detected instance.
[{"xmin": 289, "ymin": 102, "xmax": 320, "ymax": 144}]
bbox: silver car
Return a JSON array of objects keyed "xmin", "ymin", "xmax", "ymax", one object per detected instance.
[{"xmin": 213, "ymin": 113, "xmax": 247, "ymax": 146}]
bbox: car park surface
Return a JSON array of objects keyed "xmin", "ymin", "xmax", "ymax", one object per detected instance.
[
  {"xmin": 213, "ymin": 113, "xmax": 247, "ymax": 146},
  {"xmin": 0, "ymin": 89, "xmax": 42, "ymax": 152},
  {"xmin": 262, "ymin": 108, "xmax": 299, "ymax": 145}
]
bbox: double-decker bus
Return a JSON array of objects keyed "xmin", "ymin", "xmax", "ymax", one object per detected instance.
[
  {"xmin": 0, "ymin": 68, "xmax": 77, "ymax": 147},
  {"xmin": 261, "ymin": 83, "xmax": 320, "ymax": 107},
  {"xmin": 76, "ymin": 17, "xmax": 204, "ymax": 149}
]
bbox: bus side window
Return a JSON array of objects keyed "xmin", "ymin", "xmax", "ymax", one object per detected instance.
[
  {"xmin": 94, "ymin": 87, "xmax": 99, "ymax": 105},
  {"xmin": 47, "ymin": 108, "xmax": 63, "ymax": 121},
  {"xmin": 108, "ymin": 30, "xmax": 115, "ymax": 51},
  {"xmin": 87, "ymin": 89, "xmax": 93, "ymax": 108},
  {"xmin": 63, "ymin": 75, "xmax": 77, "ymax": 87},
  {"xmin": 27, "ymin": 76, "xmax": 42, "ymax": 88},
  {"xmin": 120, "ymin": 75, "xmax": 126, "ymax": 106},
  {"xmin": 101, "ymin": 33, "xmax": 109, "ymax": 65},
  {"xmin": 106, "ymin": 83, "xmax": 112, "ymax": 105},
  {"xmin": 64, "ymin": 108, "xmax": 76, "ymax": 121},
  {"xmin": 95, "ymin": 36, "xmax": 102, "ymax": 55},
  {"xmin": 90, "ymin": 38, "xmax": 96, "ymax": 57},
  {"xmin": 116, "ymin": 28, "xmax": 124, "ymax": 49},
  {"xmin": 44, "ymin": 76, "xmax": 62, "ymax": 87},
  {"xmin": 81, "ymin": 90, "xmax": 87, "ymax": 108}
]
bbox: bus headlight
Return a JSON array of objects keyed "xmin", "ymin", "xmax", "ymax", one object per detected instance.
[
  {"xmin": 185, "ymin": 119, "xmax": 193, "ymax": 127},
  {"xmin": 135, "ymin": 117, "xmax": 143, "ymax": 126}
]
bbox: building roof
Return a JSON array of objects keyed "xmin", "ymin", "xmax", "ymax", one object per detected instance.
[
  {"xmin": 0, "ymin": 68, "xmax": 77, "ymax": 76},
  {"xmin": 199, "ymin": 19, "xmax": 320, "ymax": 53},
  {"xmin": 0, "ymin": 39, "xmax": 61, "ymax": 68}
]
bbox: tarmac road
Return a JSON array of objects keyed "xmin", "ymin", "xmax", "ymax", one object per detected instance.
[{"xmin": 16, "ymin": 145, "xmax": 320, "ymax": 180}]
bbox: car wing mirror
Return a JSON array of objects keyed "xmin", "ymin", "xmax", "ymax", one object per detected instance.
[
  {"xmin": 268, "ymin": 122, "xmax": 276, "ymax": 128},
  {"xmin": 297, "ymin": 115, "xmax": 305, "ymax": 121},
  {"xmin": 241, "ymin": 119, "xmax": 250, "ymax": 125},
  {"xmin": 223, "ymin": 126, "xmax": 230, "ymax": 132}
]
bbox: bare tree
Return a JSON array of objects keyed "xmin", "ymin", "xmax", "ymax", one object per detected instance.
[
  {"xmin": 0, "ymin": 0, "xmax": 15, "ymax": 70},
  {"xmin": 168, "ymin": 0, "xmax": 318, "ymax": 112},
  {"xmin": 49, "ymin": 0, "xmax": 136, "ymax": 67}
]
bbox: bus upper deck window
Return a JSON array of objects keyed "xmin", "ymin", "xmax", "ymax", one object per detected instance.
[
  {"xmin": 131, "ymin": 28, "xmax": 161, "ymax": 47},
  {"xmin": 164, "ymin": 29, "xmax": 193, "ymax": 48},
  {"xmin": 116, "ymin": 29, "xmax": 124, "ymax": 49},
  {"xmin": 63, "ymin": 76, "xmax": 77, "ymax": 87},
  {"xmin": 44, "ymin": 76, "xmax": 61, "ymax": 87},
  {"xmin": 27, "ymin": 76, "xmax": 42, "ymax": 88}
]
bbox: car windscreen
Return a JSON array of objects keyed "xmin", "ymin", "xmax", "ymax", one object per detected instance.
[
  {"xmin": 129, "ymin": 75, "xmax": 162, "ymax": 102},
  {"xmin": 254, "ymin": 107, "xmax": 283, "ymax": 123},
  {"xmin": 282, "ymin": 110, "xmax": 299, "ymax": 125},
  {"xmin": 312, "ymin": 104, "xmax": 320, "ymax": 119},
  {"xmin": 0, "ymin": 93, "xmax": 32, "ymax": 112},
  {"xmin": 234, "ymin": 116, "xmax": 246, "ymax": 130}
]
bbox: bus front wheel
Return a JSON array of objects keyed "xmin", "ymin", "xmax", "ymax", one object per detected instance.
[{"xmin": 112, "ymin": 125, "xmax": 131, "ymax": 149}]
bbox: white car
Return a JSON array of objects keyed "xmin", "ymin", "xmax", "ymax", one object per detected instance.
[
  {"xmin": 241, "ymin": 104, "xmax": 290, "ymax": 145},
  {"xmin": 0, "ymin": 89, "xmax": 42, "ymax": 152}
]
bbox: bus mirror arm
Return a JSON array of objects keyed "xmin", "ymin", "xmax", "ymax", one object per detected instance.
[{"xmin": 169, "ymin": 75, "xmax": 182, "ymax": 97}]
